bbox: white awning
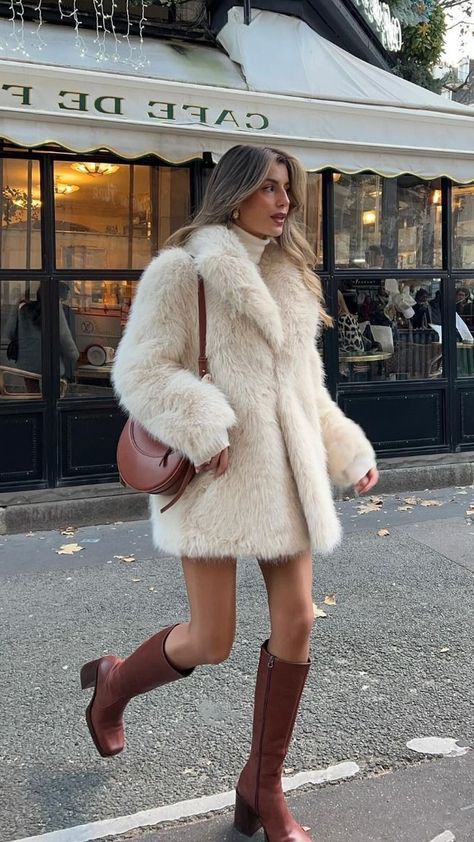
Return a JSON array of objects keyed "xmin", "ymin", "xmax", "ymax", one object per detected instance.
[{"xmin": 1, "ymin": 13, "xmax": 474, "ymax": 182}]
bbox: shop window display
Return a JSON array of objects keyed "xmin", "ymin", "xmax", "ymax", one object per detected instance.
[
  {"xmin": 334, "ymin": 173, "xmax": 442, "ymax": 270},
  {"xmin": 56, "ymin": 279, "xmax": 136, "ymax": 397},
  {"xmin": 54, "ymin": 163, "xmax": 190, "ymax": 270},
  {"xmin": 337, "ymin": 277, "xmax": 444, "ymax": 382},
  {"xmin": 0, "ymin": 159, "xmax": 42, "ymax": 269},
  {"xmin": 453, "ymin": 183, "xmax": 474, "ymax": 269},
  {"xmin": 455, "ymin": 279, "xmax": 474, "ymax": 376}
]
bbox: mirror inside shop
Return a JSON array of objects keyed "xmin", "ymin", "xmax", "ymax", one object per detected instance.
[{"xmin": 0, "ymin": 279, "xmax": 135, "ymax": 399}]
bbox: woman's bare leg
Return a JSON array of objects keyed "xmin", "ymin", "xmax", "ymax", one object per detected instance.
[
  {"xmin": 258, "ymin": 550, "xmax": 314, "ymax": 662},
  {"xmin": 164, "ymin": 557, "xmax": 237, "ymax": 671}
]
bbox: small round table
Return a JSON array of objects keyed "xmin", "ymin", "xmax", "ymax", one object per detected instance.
[{"xmin": 339, "ymin": 351, "xmax": 393, "ymax": 381}]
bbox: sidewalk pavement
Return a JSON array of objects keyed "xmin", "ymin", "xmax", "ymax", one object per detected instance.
[
  {"xmin": 0, "ymin": 485, "xmax": 472, "ymax": 842},
  {"xmin": 0, "ymin": 451, "xmax": 473, "ymax": 535},
  {"xmin": 144, "ymin": 752, "xmax": 474, "ymax": 842}
]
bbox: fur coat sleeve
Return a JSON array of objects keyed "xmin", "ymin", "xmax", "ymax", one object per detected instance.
[
  {"xmin": 311, "ymin": 348, "xmax": 376, "ymax": 489},
  {"xmin": 112, "ymin": 249, "xmax": 237, "ymax": 466}
]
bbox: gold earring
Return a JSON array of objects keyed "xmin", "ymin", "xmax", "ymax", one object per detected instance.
[{"xmin": 231, "ymin": 208, "xmax": 240, "ymax": 220}]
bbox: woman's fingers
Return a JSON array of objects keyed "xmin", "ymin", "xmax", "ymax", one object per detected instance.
[
  {"xmin": 216, "ymin": 447, "xmax": 229, "ymax": 477},
  {"xmin": 195, "ymin": 448, "xmax": 229, "ymax": 476},
  {"xmin": 354, "ymin": 467, "xmax": 379, "ymax": 494}
]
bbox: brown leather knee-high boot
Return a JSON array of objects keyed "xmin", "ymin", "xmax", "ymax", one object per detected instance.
[
  {"xmin": 80, "ymin": 624, "xmax": 193, "ymax": 757},
  {"xmin": 235, "ymin": 641, "xmax": 311, "ymax": 842}
]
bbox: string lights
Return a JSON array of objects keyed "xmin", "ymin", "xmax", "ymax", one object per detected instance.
[{"xmin": 0, "ymin": 0, "xmax": 194, "ymax": 68}]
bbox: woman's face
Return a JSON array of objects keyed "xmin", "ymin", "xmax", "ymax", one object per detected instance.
[{"xmin": 236, "ymin": 161, "xmax": 291, "ymax": 239}]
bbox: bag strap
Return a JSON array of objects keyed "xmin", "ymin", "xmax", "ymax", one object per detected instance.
[{"xmin": 197, "ymin": 274, "xmax": 208, "ymax": 378}]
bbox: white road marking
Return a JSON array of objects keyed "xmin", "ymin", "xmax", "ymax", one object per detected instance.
[
  {"xmin": 7, "ymin": 761, "xmax": 360, "ymax": 842},
  {"xmin": 406, "ymin": 737, "xmax": 470, "ymax": 757},
  {"xmin": 428, "ymin": 832, "xmax": 455, "ymax": 842}
]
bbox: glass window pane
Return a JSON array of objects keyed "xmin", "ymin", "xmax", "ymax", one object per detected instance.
[
  {"xmin": 453, "ymin": 183, "xmax": 474, "ymax": 269},
  {"xmin": 156, "ymin": 166, "xmax": 191, "ymax": 250},
  {"xmin": 334, "ymin": 174, "xmax": 442, "ymax": 270},
  {"xmin": 338, "ymin": 277, "xmax": 443, "ymax": 382},
  {"xmin": 1, "ymin": 281, "xmax": 43, "ymax": 398},
  {"xmin": 58, "ymin": 279, "xmax": 137, "ymax": 398},
  {"xmin": 305, "ymin": 173, "xmax": 323, "ymax": 268},
  {"xmin": 0, "ymin": 159, "xmax": 42, "ymax": 269},
  {"xmin": 455, "ymin": 279, "xmax": 474, "ymax": 377},
  {"xmin": 55, "ymin": 162, "xmax": 190, "ymax": 269}
]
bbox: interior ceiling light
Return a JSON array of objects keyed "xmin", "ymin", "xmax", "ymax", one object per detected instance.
[
  {"xmin": 55, "ymin": 182, "xmax": 80, "ymax": 195},
  {"xmin": 70, "ymin": 162, "xmax": 120, "ymax": 176},
  {"xmin": 362, "ymin": 210, "xmax": 377, "ymax": 225}
]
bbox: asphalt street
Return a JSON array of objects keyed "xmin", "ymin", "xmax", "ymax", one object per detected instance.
[{"xmin": 0, "ymin": 485, "xmax": 472, "ymax": 842}]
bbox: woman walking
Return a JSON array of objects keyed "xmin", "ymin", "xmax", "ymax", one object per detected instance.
[{"xmin": 80, "ymin": 145, "xmax": 378, "ymax": 841}]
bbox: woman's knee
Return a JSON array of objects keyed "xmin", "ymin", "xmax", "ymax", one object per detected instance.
[
  {"xmin": 191, "ymin": 625, "xmax": 235, "ymax": 665},
  {"xmin": 272, "ymin": 605, "xmax": 314, "ymax": 646}
]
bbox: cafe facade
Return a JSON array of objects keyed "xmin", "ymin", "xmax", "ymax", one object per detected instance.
[{"xmin": 0, "ymin": 2, "xmax": 473, "ymax": 492}]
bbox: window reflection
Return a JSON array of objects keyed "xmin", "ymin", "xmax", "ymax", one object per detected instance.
[
  {"xmin": 334, "ymin": 173, "xmax": 442, "ymax": 270},
  {"xmin": 338, "ymin": 278, "xmax": 444, "ymax": 382},
  {"xmin": 455, "ymin": 279, "xmax": 474, "ymax": 376},
  {"xmin": 453, "ymin": 183, "xmax": 474, "ymax": 269},
  {"xmin": 0, "ymin": 281, "xmax": 43, "ymax": 398},
  {"xmin": 58, "ymin": 280, "xmax": 136, "ymax": 397},
  {"xmin": 0, "ymin": 159, "xmax": 42, "ymax": 269},
  {"xmin": 55, "ymin": 163, "xmax": 190, "ymax": 269},
  {"xmin": 305, "ymin": 173, "xmax": 323, "ymax": 267}
]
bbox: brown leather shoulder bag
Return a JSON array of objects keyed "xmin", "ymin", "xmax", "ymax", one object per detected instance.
[{"xmin": 116, "ymin": 275, "xmax": 208, "ymax": 514}]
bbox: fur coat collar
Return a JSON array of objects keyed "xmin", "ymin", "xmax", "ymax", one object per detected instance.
[{"xmin": 186, "ymin": 225, "xmax": 286, "ymax": 353}]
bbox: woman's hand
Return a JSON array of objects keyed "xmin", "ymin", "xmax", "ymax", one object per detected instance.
[
  {"xmin": 354, "ymin": 466, "xmax": 379, "ymax": 495},
  {"xmin": 195, "ymin": 448, "xmax": 229, "ymax": 477}
]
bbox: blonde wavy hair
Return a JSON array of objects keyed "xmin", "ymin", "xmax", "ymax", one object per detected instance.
[{"xmin": 166, "ymin": 144, "xmax": 331, "ymax": 326}]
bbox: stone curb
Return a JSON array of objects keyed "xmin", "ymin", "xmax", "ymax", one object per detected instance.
[{"xmin": 0, "ymin": 458, "xmax": 472, "ymax": 535}]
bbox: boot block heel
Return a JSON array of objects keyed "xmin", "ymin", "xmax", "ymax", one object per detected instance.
[
  {"xmin": 234, "ymin": 791, "xmax": 262, "ymax": 837},
  {"xmin": 80, "ymin": 659, "xmax": 101, "ymax": 690}
]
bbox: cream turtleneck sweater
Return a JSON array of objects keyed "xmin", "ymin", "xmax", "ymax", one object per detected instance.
[{"xmin": 231, "ymin": 224, "xmax": 270, "ymax": 265}]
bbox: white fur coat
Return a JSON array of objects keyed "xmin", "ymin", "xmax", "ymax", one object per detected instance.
[{"xmin": 112, "ymin": 225, "xmax": 376, "ymax": 560}]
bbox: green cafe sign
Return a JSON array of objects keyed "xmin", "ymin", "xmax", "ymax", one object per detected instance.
[{"xmin": 1, "ymin": 83, "xmax": 270, "ymax": 131}]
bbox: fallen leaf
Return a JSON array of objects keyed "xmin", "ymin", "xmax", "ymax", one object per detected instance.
[
  {"xmin": 302, "ymin": 828, "xmax": 311, "ymax": 833},
  {"xmin": 61, "ymin": 527, "xmax": 76, "ymax": 536},
  {"xmin": 377, "ymin": 528, "xmax": 390, "ymax": 537},
  {"xmin": 56, "ymin": 543, "xmax": 83, "ymax": 555},
  {"xmin": 324, "ymin": 593, "xmax": 337, "ymax": 605},
  {"xmin": 149, "ymin": 586, "xmax": 156, "ymax": 592},
  {"xmin": 357, "ymin": 501, "xmax": 383, "ymax": 514},
  {"xmin": 420, "ymin": 500, "xmax": 443, "ymax": 507},
  {"xmin": 398, "ymin": 505, "xmax": 414, "ymax": 512},
  {"xmin": 404, "ymin": 496, "xmax": 418, "ymax": 506},
  {"xmin": 369, "ymin": 496, "xmax": 384, "ymax": 505},
  {"xmin": 131, "ymin": 578, "xmax": 141, "ymax": 583},
  {"xmin": 113, "ymin": 554, "xmax": 135, "ymax": 563},
  {"xmin": 439, "ymin": 647, "xmax": 450, "ymax": 653},
  {"xmin": 466, "ymin": 506, "xmax": 474, "ymax": 518},
  {"xmin": 284, "ymin": 767, "xmax": 295, "ymax": 774},
  {"xmin": 313, "ymin": 602, "xmax": 327, "ymax": 619}
]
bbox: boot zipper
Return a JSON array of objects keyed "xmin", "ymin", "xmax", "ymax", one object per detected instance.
[{"xmin": 255, "ymin": 655, "xmax": 275, "ymax": 817}]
